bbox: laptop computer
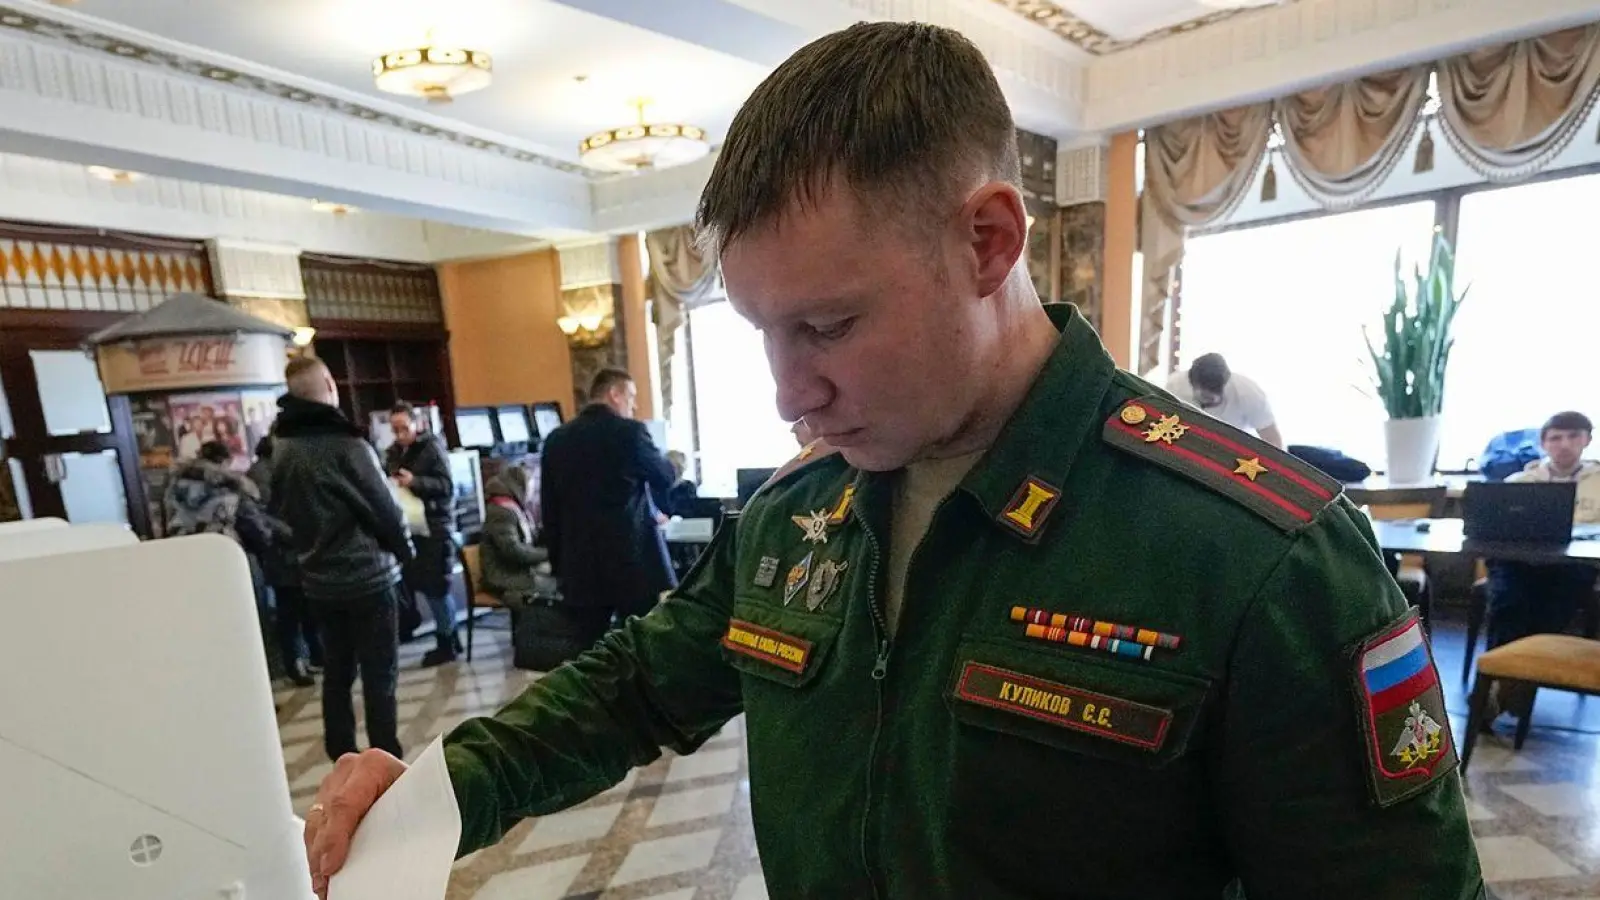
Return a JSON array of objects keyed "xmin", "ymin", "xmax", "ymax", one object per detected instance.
[{"xmin": 1462, "ymin": 482, "xmax": 1577, "ymax": 544}]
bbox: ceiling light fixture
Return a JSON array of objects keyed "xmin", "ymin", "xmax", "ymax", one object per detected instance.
[
  {"xmin": 580, "ymin": 99, "xmax": 709, "ymax": 174},
  {"xmin": 86, "ymin": 166, "xmax": 143, "ymax": 184},
  {"xmin": 310, "ymin": 200, "xmax": 356, "ymax": 215},
  {"xmin": 372, "ymin": 30, "xmax": 492, "ymax": 104}
]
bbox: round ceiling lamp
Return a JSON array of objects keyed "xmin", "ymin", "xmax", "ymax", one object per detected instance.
[
  {"xmin": 372, "ymin": 31, "xmax": 491, "ymax": 104},
  {"xmin": 580, "ymin": 99, "xmax": 709, "ymax": 174}
]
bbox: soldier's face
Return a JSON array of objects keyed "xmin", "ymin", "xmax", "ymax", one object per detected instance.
[{"xmin": 722, "ymin": 183, "xmax": 1004, "ymax": 471}]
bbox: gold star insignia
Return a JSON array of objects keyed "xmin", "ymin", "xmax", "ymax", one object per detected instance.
[
  {"xmin": 1234, "ymin": 457, "xmax": 1268, "ymax": 482},
  {"xmin": 1141, "ymin": 414, "xmax": 1188, "ymax": 445}
]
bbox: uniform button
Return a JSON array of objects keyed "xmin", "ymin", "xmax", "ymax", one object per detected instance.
[{"xmin": 1120, "ymin": 404, "xmax": 1147, "ymax": 425}]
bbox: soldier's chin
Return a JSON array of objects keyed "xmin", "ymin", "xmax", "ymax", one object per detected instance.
[{"xmin": 836, "ymin": 444, "xmax": 910, "ymax": 473}]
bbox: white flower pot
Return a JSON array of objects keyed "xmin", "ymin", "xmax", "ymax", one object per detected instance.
[{"xmin": 1384, "ymin": 416, "xmax": 1442, "ymax": 485}]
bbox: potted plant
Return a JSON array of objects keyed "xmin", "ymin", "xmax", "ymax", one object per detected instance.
[{"xmin": 1365, "ymin": 230, "xmax": 1468, "ymax": 485}]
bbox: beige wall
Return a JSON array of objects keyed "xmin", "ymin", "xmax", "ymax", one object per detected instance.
[
  {"xmin": 437, "ymin": 249, "xmax": 575, "ymax": 414},
  {"xmin": 1100, "ymin": 131, "xmax": 1140, "ymax": 371},
  {"xmin": 616, "ymin": 234, "xmax": 654, "ymax": 421}
]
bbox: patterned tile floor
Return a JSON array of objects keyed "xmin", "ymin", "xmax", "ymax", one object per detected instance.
[{"xmin": 274, "ymin": 612, "xmax": 1600, "ymax": 899}]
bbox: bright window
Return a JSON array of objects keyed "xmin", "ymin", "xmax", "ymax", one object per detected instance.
[
  {"xmin": 1178, "ymin": 202, "xmax": 1438, "ymax": 468},
  {"xmin": 687, "ymin": 301, "xmax": 796, "ymax": 498},
  {"xmin": 1441, "ymin": 175, "xmax": 1600, "ymax": 469}
]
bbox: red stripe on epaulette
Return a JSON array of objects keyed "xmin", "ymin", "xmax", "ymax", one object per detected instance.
[
  {"xmin": 1108, "ymin": 420, "xmax": 1315, "ymax": 522},
  {"xmin": 1129, "ymin": 403, "xmax": 1334, "ymax": 501}
]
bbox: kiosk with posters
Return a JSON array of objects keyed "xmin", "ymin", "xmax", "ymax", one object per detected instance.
[{"xmin": 84, "ymin": 294, "xmax": 293, "ymax": 536}]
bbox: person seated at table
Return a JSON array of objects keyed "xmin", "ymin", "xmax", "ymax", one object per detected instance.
[
  {"xmin": 1165, "ymin": 352, "xmax": 1284, "ymax": 448},
  {"xmin": 479, "ymin": 466, "xmax": 552, "ymax": 607},
  {"xmin": 661, "ymin": 450, "xmax": 700, "ymax": 518},
  {"xmin": 1486, "ymin": 411, "xmax": 1600, "ymax": 651}
]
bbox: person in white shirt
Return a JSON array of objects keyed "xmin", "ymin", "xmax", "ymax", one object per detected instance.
[
  {"xmin": 1487, "ymin": 411, "xmax": 1600, "ymax": 650},
  {"xmin": 1166, "ymin": 353, "xmax": 1284, "ymax": 448}
]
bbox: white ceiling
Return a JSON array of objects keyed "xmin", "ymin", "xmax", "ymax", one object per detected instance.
[
  {"xmin": 55, "ymin": 0, "xmax": 772, "ymax": 163},
  {"xmin": 1062, "ymin": 0, "xmax": 1238, "ymax": 42}
]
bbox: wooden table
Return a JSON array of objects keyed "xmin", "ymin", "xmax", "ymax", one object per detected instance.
[{"xmin": 1371, "ymin": 518, "xmax": 1600, "ymax": 566}]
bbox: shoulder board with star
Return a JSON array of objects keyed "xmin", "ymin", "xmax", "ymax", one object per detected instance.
[
  {"xmin": 1103, "ymin": 394, "xmax": 1342, "ymax": 532},
  {"xmin": 759, "ymin": 439, "xmax": 844, "ymax": 494}
]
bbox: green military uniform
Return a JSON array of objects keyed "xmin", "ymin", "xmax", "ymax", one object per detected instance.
[{"xmin": 443, "ymin": 304, "xmax": 1483, "ymax": 899}]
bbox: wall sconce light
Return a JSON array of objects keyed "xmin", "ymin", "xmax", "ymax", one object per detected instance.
[
  {"xmin": 558, "ymin": 285, "xmax": 616, "ymax": 349},
  {"xmin": 291, "ymin": 326, "xmax": 317, "ymax": 347}
]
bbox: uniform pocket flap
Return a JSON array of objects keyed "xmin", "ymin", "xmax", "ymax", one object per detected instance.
[
  {"xmin": 947, "ymin": 637, "xmax": 1212, "ymax": 767},
  {"xmin": 721, "ymin": 598, "xmax": 840, "ymax": 688}
]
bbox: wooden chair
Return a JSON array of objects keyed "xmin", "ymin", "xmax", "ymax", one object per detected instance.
[
  {"xmin": 1461, "ymin": 565, "xmax": 1600, "ymax": 684},
  {"xmin": 1462, "ymin": 634, "xmax": 1600, "ymax": 771},
  {"xmin": 1366, "ymin": 487, "xmax": 1449, "ymax": 627},
  {"xmin": 459, "ymin": 543, "xmax": 505, "ymax": 663}
]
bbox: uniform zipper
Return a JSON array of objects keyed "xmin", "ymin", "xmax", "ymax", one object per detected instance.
[
  {"xmin": 858, "ymin": 493, "xmax": 951, "ymax": 899},
  {"xmin": 857, "ymin": 509, "xmax": 889, "ymax": 900}
]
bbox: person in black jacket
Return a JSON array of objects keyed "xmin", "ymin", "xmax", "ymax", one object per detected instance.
[
  {"xmin": 250, "ymin": 435, "xmax": 320, "ymax": 688},
  {"xmin": 270, "ymin": 355, "xmax": 413, "ymax": 762},
  {"xmin": 539, "ymin": 368, "xmax": 677, "ymax": 645},
  {"xmin": 384, "ymin": 401, "xmax": 460, "ymax": 667}
]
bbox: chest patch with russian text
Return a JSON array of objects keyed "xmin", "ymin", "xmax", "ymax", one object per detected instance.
[
  {"xmin": 954, "ymin": 662, "xmax": 1174, "ymax": 751},
  {"xmin": 722, "ymin": 620, "xmax": 814, "ymax": 674},
  {"xmin": 1352, "ymin": 611, "xmax": 1458, "ymax": 807}
]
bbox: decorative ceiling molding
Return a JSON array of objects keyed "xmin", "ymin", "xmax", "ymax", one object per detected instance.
[
  {"xmin": 987, "ymin": 0, "xmax": 1295, "ymax": 56},
  {"xmin": 0, "ymin": 4, "xmax": 585, "ymax": 175},
  {"xmin": 1081, "ymin": 0, "xmax": 1600, "ymax": 132}
]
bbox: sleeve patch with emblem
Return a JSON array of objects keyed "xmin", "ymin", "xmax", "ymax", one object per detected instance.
[
  {"xmin": 1352, "ymin": 611, "xmax": 1458, "ymax": 807},
  {"xmin": 1103, "ymin": 395, "xmax": 1341, "ymax": 532}
]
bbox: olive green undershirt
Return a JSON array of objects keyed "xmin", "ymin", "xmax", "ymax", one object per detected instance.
[{"xmin": 885, "ymin": 448, "xmax": 986, "ymax": 636}]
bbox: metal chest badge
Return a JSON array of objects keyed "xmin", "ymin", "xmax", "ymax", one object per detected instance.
[
  {"xmin": 806, "ymin": 559, "xmax": 849, "ymax": 612},
  {"xmin": 791, "ymin": 509, "xmax": 831, "ymax": 544},
  {"xmin": 753, "ymin": 556, "xmax": 780, "ymax": 589},
  {"xmin": 784, "ymin": 551, "xmax": 814, "ymax": 606}
]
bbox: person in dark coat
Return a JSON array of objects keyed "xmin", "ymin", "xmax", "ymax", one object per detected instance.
[
  {"xmin": 384, "ymin": 401, "xmax": 460, "ymax": 667},
  {"xmin": 270, "ymin": 355, "xmax": 413, "ymax": 763},
  {"xmin": 539, "ymin": 368, "xmax": 676, "ymax": 645},
  {"xmin": 250, "ymin": 435, "xmax": 321, "ymax": 687}
]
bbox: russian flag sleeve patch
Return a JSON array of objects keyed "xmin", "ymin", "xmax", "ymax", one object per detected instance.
[{"xmin": 1352, "ymin": 611, "xmax": 1458, "ymax": 807}]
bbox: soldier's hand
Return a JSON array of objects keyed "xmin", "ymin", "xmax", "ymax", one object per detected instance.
[{"xmin": 304, "ymin": 749, "xmax": 408, "ymax": 899}]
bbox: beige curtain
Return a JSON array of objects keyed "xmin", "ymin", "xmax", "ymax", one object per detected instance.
[
  {"xmin": 1139, "ymin": 104, "xmax": 1273, "ymax": 374},
  {"xmin": 644, "ymin": 226, "xmax": 721, "ymax": 421},
  {"xmin": 1438, "ymin": 24, "xmax": 1600, "ymax": 181},
  {"xmin": 1276, "ymin": 66, "xmax": 1430, "ymax": 210}
]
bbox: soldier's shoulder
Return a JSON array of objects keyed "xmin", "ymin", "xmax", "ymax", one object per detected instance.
[
  {"xmin": 1099, "ymin": 372, "xmax": 1343, "ymax": 534},
  {"xmin": 763, "ymin": 440, "xmax": 849, "ymax": 489}
]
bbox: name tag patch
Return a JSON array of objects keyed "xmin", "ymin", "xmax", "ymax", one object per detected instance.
[
  {"xmin": 722, "ymin": 620, "xmax": 814, "ymax": 674},
  {"xmin": 955, "ymin": 661, "xmax": 1173, "ymax": 751}
]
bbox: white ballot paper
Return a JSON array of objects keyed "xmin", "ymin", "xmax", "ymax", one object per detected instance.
[{"xmin": 329, "ymin": 737, "xmax": 463, "ymax": 900}]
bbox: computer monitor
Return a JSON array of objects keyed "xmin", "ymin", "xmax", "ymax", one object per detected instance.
[
  {"xmin": 736, "ymin": 467, "xmax": 778, "ymax": 508},
  {"xmin": 455, "ymin": 407, "xmax": 497, "ymax": 449},
  {"xmin": 0, "ymin": 534, "xmax": 312, "ymax": 899},
  {"xmin": 531, "ymin": 402, "xmax": 563, "ymax": 441},
  {"xmin": 496, "ymin": 405, "xmax": 531, "ymax": 445}
]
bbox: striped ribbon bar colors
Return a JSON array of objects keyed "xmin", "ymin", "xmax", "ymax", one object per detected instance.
[
  {"xmin": 1010, "ymin": 606, "xmax": 1182, "ymax": 651},
  {"xmin": 1023, "ymin": 623, "xmax": 1155, "ymax": 661}
]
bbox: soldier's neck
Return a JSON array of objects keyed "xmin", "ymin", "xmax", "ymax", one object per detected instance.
[{"xmin": 921, "ymin": 289, "xmax": 1058, "ymax": 462}]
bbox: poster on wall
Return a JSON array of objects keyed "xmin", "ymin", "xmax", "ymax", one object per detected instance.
[
  {"xmin": 166, "ymin": 391, "xmax": 249, "ymax": 469},
  {"xmin": 240, "ymin": 388, "xmax": 284, "ymax": 454},
  {"xmin": 128, "ymin": 395, "xmax": 176, "ymax": 470}
]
